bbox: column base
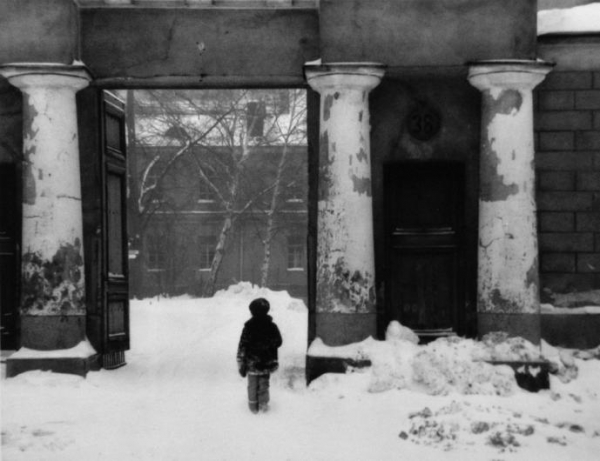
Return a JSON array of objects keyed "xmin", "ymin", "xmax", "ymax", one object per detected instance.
[
  {"xmin": 21, "ymin": 315, "xmax": 86, "ymax": 350},
  {"xmin": 315, "ymin": 312, "xmax": 377, "ymax": 347},
  {"xmin": 6, "ymin": 354, "xmax": 101, "ymax": 378},
  {"xmin": 478, "ymin": 312, "xmax": 541, "ymax": 345},
  {"xmin": 307, "ymin": 312, "xmax": 377, "ymax": 383}
]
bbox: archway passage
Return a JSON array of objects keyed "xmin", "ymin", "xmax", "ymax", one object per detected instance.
[
  {"xmin": 78, "ymin": 88, "xmax": 310, "ymax": 370},
  {"xmin": 123, "ymin": 88, "xmax": 309, "ymax": 300}
]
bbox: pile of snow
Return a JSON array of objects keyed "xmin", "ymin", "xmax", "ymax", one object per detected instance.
[
  {"xmin": 538, "ymin": 3, "xmax": 600, "ymax": 35},
  {"xmin": 542, "ymin": 340, "xmax": 579, "ymax": 383},
  {"xmin": 309, "ymin": 323, "xmax": 546, "ymax": 396},
  {"xmin": 130, "ymin": 282, "xmax": 308, "ymax": 390}
]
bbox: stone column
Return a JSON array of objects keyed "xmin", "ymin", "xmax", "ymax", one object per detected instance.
[
  {"xmin": 305, "ymin": 63, "xmax": 384, "ymax": 346},
  {"xmin": 468, "ymin": 60, "xmax": 553, "ymax": 344},
  {"xmin": 0, "ymin": 64, "xmax": 90, "ymax": 354}
]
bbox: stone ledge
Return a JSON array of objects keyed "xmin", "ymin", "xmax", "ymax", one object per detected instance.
[
  {"xmin": 307, "ymin": 356, "xmax": 552, "ymax": 392},
  {"xmin": 5, "ymin": 355, "xmax": 101, "ymax": 378}
]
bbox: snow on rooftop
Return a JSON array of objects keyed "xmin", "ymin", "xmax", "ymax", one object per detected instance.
[{"xmin": 538, "ymin": 3, "xmax": 600, "ymax": 35}]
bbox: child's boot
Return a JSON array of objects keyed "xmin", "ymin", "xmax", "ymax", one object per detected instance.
[{"xmin": 248, "ymin": 400, "xmax": 259, "ymax": 414}]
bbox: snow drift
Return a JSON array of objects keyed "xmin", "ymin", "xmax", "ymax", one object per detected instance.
[{"xmin": 2, "ymin": 283, "xmax": 600, "ymax": 461}]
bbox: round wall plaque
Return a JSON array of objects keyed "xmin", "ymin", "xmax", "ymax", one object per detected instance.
[{"xmin": 406, "ymin": 104, "xmax": 441, "ymax": 141}]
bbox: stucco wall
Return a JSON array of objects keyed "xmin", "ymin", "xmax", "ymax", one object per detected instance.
[
  {"xmin": 0, "ymin": 0, "xmax": 78, "ymax": 65},
  {"xmin": 319, "ymin": 0, "xmax": 537, "ymax": 67},
  {"xmin": 80, "ymin": 7, "xmax": 319, "ymax": 86}
]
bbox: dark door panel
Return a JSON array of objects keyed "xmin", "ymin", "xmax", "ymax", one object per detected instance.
[
  {"xmin": 0, "ymin": 164, "xmax": 19, "ymax": 350},
  {"xmin": 101, "ymin": 92, "xmax": 130, "ymax": 363},
  {"xmin": 389, "ymin": 249, "xmax": 457, "ymax": 330},
  {"xmin": 385, "ymin": 162, "xmax": 465, "ymax": 337}
]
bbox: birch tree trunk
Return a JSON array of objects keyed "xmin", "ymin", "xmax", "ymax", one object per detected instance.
[
  {"xmin": 204, "ymin": 214, "xmax": 233, "ymax": 297},
  {"xmin": 203, "ymin": 143, "xmax": 245, "ymax": 297},
  {"xmin": 259, "ymin": 144, "xmax": 288, "ymax": 287}
]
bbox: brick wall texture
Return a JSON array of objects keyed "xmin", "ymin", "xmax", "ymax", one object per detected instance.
[{"xmin": 535, "ymin": 71, "xmax": 600, "ymax": 297}]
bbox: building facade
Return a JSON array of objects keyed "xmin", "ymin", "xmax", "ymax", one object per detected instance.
[
  {"xmin": 128, "ymin": 142, "xmax": 309, "ymax": 300},
  {"xmin": 0, "ymin": 0, "xmax": 599, "ymax": 378}
]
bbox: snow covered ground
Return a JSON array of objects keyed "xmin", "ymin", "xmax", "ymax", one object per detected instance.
[{"xmin": 2, "ymin": 282, "xmax": 600, "ymax": 461}]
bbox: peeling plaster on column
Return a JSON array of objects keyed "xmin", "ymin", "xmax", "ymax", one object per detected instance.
[
  {"xmin": 478, "ymin": 197, "xmax": 540, "ymax": 313},
  {"xmin": 22, "ymin": 94, "xmax": 40, "ymax": 205},
  {"xmin": 480, "ymin": 88, "xmax": 531, "ymax": 202},
  {"xmin": 350, "ymin": 174, "xmax": 371, "ymax": 196},
  {"xmin": 21, "ymin": 82, "xmax": 85, "ymax": 258},
  {"xmin": 306, "ymin": 63, "xmax": 384, "ymax": 314},
  {"xmin": 479, "ymin": 146, "xmax": 519, "ymax": 202},
  {"xmin": 488, "ymin": 88, "xmax": 523, "ymax": 113},
  {"xmin": 323, "ymin": 94, "xmax": 334, "ymax": 122},
  {"xmin": 478, "ymin": 87, "xmax": 539, "ymax": 313},
  {"xmin": 0, "ymin": 65, "xmax": 91, "ymax": 316},
  {"xmin": 21, "ymin": 239, "xmax": 85, "ymax": 315},
  {"xmin": 316, "ymin": 257, "xmax": 375, "ymax": 313},
  {"xmin": 356, "ymin": 147, "xmax": 368, "ymax": 163},
  {"xmin": 318, "ymin": 130, "xmax": 333, "ymax": 201},
  {"xmin": 468, "ymin": 61, "xmax": 552, "ymax": 317}
]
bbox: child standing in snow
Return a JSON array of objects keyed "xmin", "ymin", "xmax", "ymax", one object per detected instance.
[{"xmin": 237, "ymin": 298, "xmax": 283, "ymax": 414}]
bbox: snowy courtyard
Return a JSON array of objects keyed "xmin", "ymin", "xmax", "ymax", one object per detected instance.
[{"xmin": 2, "ymin": 283, "xmax": 600, "ymax": 461}]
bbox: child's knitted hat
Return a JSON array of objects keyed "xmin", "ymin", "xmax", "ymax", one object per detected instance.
[{"xmin": 249, "ymin": 297, "xmax": 270, "ymax": 316}]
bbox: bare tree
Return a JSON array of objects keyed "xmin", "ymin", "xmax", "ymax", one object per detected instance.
[
  {"xmin": 127, "ymin": 89, "xmax": 307, "ymax": 297},
  {"xmin": 258, "ymin": 89, "xmax": 307, "ymax": 287}
]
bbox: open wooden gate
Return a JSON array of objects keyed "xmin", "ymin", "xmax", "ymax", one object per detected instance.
[{"xmin": 79, "ymin": 90, "xmax": 130, "ymax": 369}]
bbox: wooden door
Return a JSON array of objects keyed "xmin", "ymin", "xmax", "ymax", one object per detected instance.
[
  {"xmin": 78, "ymin": 90, "xmax": 129, "ymax": 368},
  {"xmin": 0, "ymin": 164, "xmax": 19, "ymax": 350},
  {"xmin": 101, "ymin": 92, "xmax": 129, "ymax": 367},
  {"xmin": 385, "ymin": 162, "xmax": 464, "ymax": 337}
]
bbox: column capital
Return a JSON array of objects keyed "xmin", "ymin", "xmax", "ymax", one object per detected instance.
[
  {"xmin": 468, "ymin": 59, "xmax": 554, "ymax": 93},
  {"xmin": 0, "ymin": 63, "xmax": 91, "ymax": 92},
  {"xmin": 304, "ymin": 62, "xmax": 386, "ymax": 94}
]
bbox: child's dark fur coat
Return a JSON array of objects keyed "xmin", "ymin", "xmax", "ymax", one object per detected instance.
[{"xmin": 237, "ymin": 298, "xmax": 283, "ymax": 376}]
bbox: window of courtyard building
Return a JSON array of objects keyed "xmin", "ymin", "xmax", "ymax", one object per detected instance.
[
  {"xmin": 287, "ymin": 235, "xmax": 305, "ymax": 271},
  {"xmin": 125, "ymin": 89, "xmax": 309, "ymax": 299},
  {"xmin": 197, "ymin": 175, "xmax": 216, "ymax": 203},
  {"xmin": 198, "ymin": 235, "xmax": 217, "ymax": 271},
  {"xmin": 146, "ymin": 234, "xmax": 167, "ymax": 272}
]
